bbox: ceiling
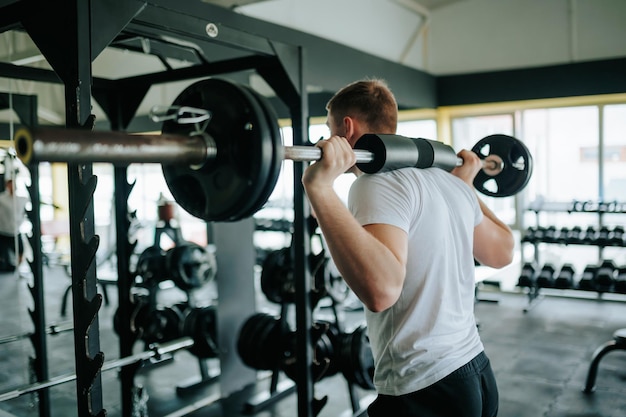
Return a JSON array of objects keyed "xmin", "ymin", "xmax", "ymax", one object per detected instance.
[{"xmin": 0, "ymin": 0, "xmax": 625, "ymax": 129}]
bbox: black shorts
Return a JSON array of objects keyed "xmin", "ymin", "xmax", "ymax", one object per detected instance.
[{"xmin": 367, "ymin": 351, "xmax": 499, "ymax": 417}]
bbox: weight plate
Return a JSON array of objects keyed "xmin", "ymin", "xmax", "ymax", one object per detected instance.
[
  {"xmin": 471, "ymin": 134, "xmax": 533, "ymax": 197},
  {"xmin": 183, "ymin": 306, "xmax": 219, "ymax": 358},
  {"xmin": 135, "ymin": 245, "xmax": 166, "ymax": 284},
  {"xmin": 348, "ymin": 325, "xmax": 375, "ymax": 390},
  {"xmin": 162, "ymin": 78, "xmax": 277, "ymax": 222},
  {"xmin": 237, "ymin": 84, "xmax": 283, "ymax": 219},
  {"xmin": 311, "ymin": 249, "xmax": 349, "ymax": 304},
  {"xmin": 142, "ymin": 306, "xmax": 185, "ymax": 346},
  {"xmin": 166, "ymin": 242, "xmax": 216, "ymax": 291},
  {"xmin": 260, "ymin": 248, "xmax": 293, "ymax": 304},
  {"xmin": 237, "ymin": 313, "xmax": 282, "ymax": 370}
]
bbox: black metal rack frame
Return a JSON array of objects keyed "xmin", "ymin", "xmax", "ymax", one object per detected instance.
[{"xmin": 0, "ymin": 1, "xmax": 320, "ymax": 416}]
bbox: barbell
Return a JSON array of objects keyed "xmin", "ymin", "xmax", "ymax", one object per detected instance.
[
  {"xmin": 14, "ymin": 78, "xmax": 533, "ymax": 222},
  {"xmin": 0, "ymin": 337, "xmax": 194, "ymax": 402},
  {"xmin": 0, "ymin": 321, "xmax": 73, "ymax": 346}
]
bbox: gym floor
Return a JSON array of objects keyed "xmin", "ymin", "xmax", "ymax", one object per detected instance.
[{"xmin": 1, "ymin": 264, "xmax": 626, "ymax": 417}]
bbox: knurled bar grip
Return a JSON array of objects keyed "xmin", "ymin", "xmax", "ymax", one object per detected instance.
[
  {"xmin": 15, "ymin": 127, "xmax": 214, "ymax": 166},
  {"xmin": 15, "ymin": 127, "xmax": 464, "ymax": 173}
]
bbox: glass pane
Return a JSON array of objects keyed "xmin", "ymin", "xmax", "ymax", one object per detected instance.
[
  {"xmin": 602, "ymin": 104, "xmax": 626, "ymax": 261},
  {"xmin": 603, "ymin": 104, "xmax": 626, "ymax": 201},
  {"xmin": 524, "ymin": 106, "xmax": 599, "ymax": 203},
  {"xmin": 452, "ymin": 114, "xmax": 514, "ymax": 151},
  {"xmin": 397, "ymin": 120, "xmax": 437, "ymax": 139}
]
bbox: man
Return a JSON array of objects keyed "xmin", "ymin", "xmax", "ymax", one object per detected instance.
[
  {"xmin": 302, "ymin": 79, "xmax": 514, "ymax": 417},
  {"xmin": 0, "ymin": 178, "xmax": 28, "ymax": 271}
]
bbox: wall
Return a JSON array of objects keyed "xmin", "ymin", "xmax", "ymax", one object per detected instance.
[
  {"xmin": 423, "ymin": 0, "xmax": 626, "ymax": 74},
  {"xmin": 240, "ymin": 0, "xmax": 626, "ymax": 75}
]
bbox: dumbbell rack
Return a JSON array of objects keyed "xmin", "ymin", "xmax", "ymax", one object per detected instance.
[{"xmin": 519, "ymin": 199, "xmax": 626, "ymax": 312}]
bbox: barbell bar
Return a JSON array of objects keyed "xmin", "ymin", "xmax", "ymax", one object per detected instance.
[
  {"xmin": 0, "ymin": 321, "xmax": 73, "ymax": 346},
  {"xmin": 13, "ymin": 78, "xmax": 533, "ymax": 222},
  {"xmin": 0, "ymin": 337, "xmax": 194, "ymax": 402},
  {"xmin": 16, "ymin": 127, "xmax": 503, "ymax": 173}
]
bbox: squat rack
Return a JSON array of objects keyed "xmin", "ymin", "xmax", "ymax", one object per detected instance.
[{"xmin": 0, "ymin": 1, "xmax": 315, "ymax": 416}]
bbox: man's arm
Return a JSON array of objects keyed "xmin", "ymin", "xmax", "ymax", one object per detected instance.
[
  {"xmin": 473, "ymin": 198, "xmax": 515, "ymax": 268},
  {"xmin": 451, "ymin": 149, "xmax": 515, "ymax": 268},
  {"xmin": 303, "ymin": 136, "xmax": 407, "ymax": 312}
]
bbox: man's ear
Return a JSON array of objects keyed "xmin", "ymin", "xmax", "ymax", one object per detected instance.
[{"xmin": 343, "ymin": 116, "xmax": 357, "ymax": 142}]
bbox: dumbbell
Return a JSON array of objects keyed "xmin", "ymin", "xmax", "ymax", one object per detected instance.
[
  {"xmin": 521, "ymin": 227, "xmax": 536, "ymax": 243},
  {"xmin": 517, "ymin": 262, "xmax": 537, "ymax": 288},
  {"xmin": 593, "ymin": 259, "xmax": 617, "ymax": 292},
  {"xmin": 577, "ymin": 264, "xmax": 598, "ymax": 291},
  {"xmin": 543, "ymin": 226, "xmax": 559, "ymax": 244},
  {"xmin": 533, "ymin": 227, "xmax": 547, "ymax": 243},
  {"xmin": 581, "ymin": 226, "xmax": 598, "ymax": 244},
  {"xmin": 611, "ymin": 226, "xmax": 624, "ymax": 246},
  {"xmin": 554, "ymin": 263, "xmax": 576, "ymax": 289},
  {"xmin": 536, "ymin": 263, "xmax": 556, "ymax": 288},
  {"xmin": 613, "ymin": 266, "xmax": 626, "ymax": 294},
  {"xmin": 596, "ymin": 226, "xmax": 611, "ymax": 246},
  {"xmin": 557, "ymin": 227, "xmax": 570, "ymax": 244},
  {"xmin": 565, "ymin": 226, "xmax": 582, "ymax": 244}
]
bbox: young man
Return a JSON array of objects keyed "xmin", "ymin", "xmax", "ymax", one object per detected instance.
[{"xmin": 302, "ymin": 79, "xmax": 514, "ymax": 417}]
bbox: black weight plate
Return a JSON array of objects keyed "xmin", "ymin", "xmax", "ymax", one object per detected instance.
[
  {"xmin": 166, "ymin": 242, "xmax": 216, "ymax": 291},
  {"xmin": 236, "ymin": 315, "xmax": 258, "ymax": 367},
  {"xmin": 161, "ymin": 78, "xmax": 275, "ymax": 222},
  {"xmin": 142, "ymin": 306, "xmax": 185, "ymax": 346},
  {"xmin": 135, "ymin": 245, "xmax": 166, "ymax": 284},
  {"xmin": 237, "ymin": 313, "xmax": 281, "ymax": 370},
  {"xmin": 471, "ymin": 134, "xmax": 533, "ymax": 197},
  {"xmin": 237, "ymin": 84, "xmax": 283, "ymax": 219},
  {"xmin": 260, "ymin": 248, "xmax": 294, "ymax": 304},
  {"xmin": 349, "ymin": 325, "xmax": 375, "ymax": 390},
  {"xmin": 255, "ymin": 313, "xmax": 283, "ymax": 370},
  {"xmin": 183, "ymin": 306, "xmax": 219, "ymax": 358},
  {"xmin": 311, "ymin": 250, "xmax": 349, "ymax": 304}
]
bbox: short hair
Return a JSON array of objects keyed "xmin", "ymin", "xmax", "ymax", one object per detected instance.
[{"xmin": 326, "ymin": 78, "xmax": 398, "ymax": 134}]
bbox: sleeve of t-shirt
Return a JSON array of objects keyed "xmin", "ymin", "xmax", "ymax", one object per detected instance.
[
  {"xmin": 470, "ymin": 189, "xmax": 484, "ymax": 227},
  {"xmin": 348, "ymin": 173, "xmax": 417, "ymax": 233}
]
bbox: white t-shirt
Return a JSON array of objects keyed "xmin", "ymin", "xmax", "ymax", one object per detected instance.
[
  {"xmin": 348, "ymin": 167, "xmax": 484, "ymax": 396},
  {"xmin": 0, "ymin": 191, "xmax": 28, "ymax": 236}
]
